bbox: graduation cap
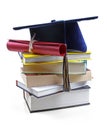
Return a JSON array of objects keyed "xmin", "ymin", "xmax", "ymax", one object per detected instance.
[{"xmin": 13, "ymin": 16, "xmax": 98, "ymax": 52}]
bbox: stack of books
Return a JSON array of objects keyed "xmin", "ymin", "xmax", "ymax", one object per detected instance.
[{"xmin": 7, "ymin": 16, "xmax": 98, "ymax": 112}]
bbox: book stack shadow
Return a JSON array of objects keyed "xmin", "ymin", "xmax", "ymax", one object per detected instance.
[{"xmin": 7, "ymin": 16, "xmax": 98, "ymax": 112}]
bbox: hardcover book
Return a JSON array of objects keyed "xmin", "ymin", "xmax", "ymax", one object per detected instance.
[
  {"xmin": 21, "ymin": 69, "xmax": 92, "ymax": 87},
  {"xmin": 21, "ymin": 51, "xmax": 91, "ymax": 63},
  {"xmin": 23, "ymin": 86, "xmax": 90, "ymax": 112},
  {"xmin": 21, "ymin": 60, "xmax": 87, "ymax": 74},
  {"xmin": 16, "ymin": 80, "xmax": 90, "ymax": 97}
]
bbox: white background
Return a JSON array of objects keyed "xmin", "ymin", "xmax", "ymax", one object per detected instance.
[{"xmin": 0, "ymin": 0, "xmax": 107, "ymax": 130}]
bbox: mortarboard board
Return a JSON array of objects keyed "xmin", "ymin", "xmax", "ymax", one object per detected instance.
[{"xmin": 13, "ymin": 16, "xmax": 98, "ymax": 52}]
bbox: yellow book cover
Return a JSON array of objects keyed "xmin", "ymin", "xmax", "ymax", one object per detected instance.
[
  {"xmin": 23, "ymin": 59, "xmax": 86, "ymax": 65},
  {"xmin": 22, "ymin": 52, "xmax": 63, "ymax": 63},
  {"xmin": 22, "ymin": 60, "xmax": 87, "ymax": 74},
  {"xmin": 67, "ymin": 51, "xmax": 91, "ymax": 60},
  {"xmin": 22, "ymin": 51, "xmax": 91, "ymax": 63}
]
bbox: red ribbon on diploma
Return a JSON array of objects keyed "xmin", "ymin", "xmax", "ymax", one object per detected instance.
[{"xmin": 7, "ymin": 39, "xmax": 66, "ymax": 56}]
